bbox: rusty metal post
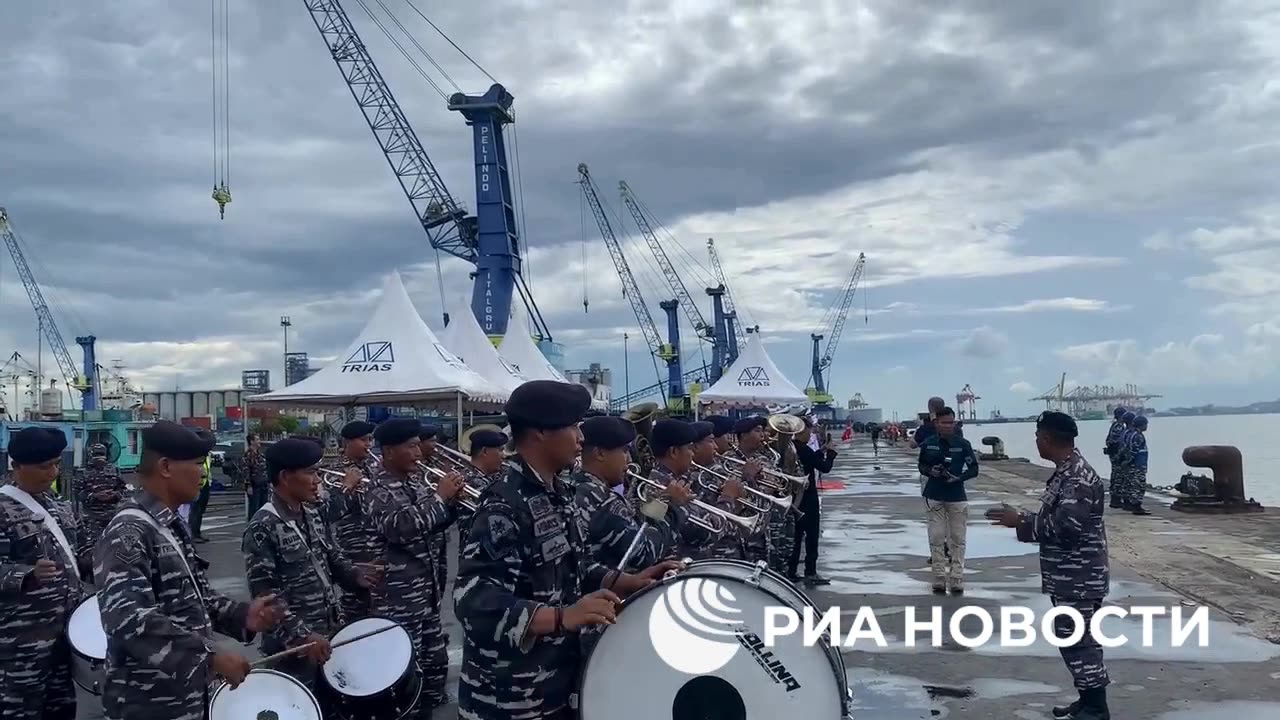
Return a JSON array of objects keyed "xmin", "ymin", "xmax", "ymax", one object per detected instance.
[{"xmin": 1174, "ymin": 445, "xmax": 1264, "ymax": 513}]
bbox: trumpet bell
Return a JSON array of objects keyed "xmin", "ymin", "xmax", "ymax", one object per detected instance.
[
  {"xmin": 460, "ymin": 423, "xmax": 505, "ymax": 455},
  {"xmin": 623, "ymin": 402, "xmax": 659, "ymax": 424},
  {"xmin": 768, "ymin": 413, "xmax": 806, "ymax": 435}
]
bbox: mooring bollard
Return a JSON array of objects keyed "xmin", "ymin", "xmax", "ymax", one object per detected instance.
[
  {"xmin": 1172, "ymin": 445, "xmax": 1264, "ymax": 514},
  {"xmin": 979, "ymin": 436, "xmax": 1007, "ymax": 461}
]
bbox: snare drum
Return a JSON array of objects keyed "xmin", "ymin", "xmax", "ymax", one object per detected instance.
[
  {"xmin": 319, "ymin": 617, "xmax": 421, "ymax": 720},
  {"xmin": 209, "ymin": 669, "xmax": 322, "ymax": 720},
  {"xmin": 68, "ymin": 594, "xmax": 108, "ymax": 695},
  {"xmin": 578, "ymin": 559, "xmax": 853, "ymax": 719}
]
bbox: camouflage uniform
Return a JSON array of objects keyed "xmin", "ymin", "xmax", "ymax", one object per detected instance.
[
  {"xmin": 364, "ymin": 468, "xmax": 454, "ymax": 713},
  {"xmin": 74, "ymin": 462, "xmax": 127, "ymax": 548},
  {"xmin": 571, "ymin": 469, "xmax": 681, "ymax": 570},
  {"xmin": 412, "ymin": 460, "xmax": 455, "ymax": 620},
  {"xmin": 94, "ymin": 490, "xmax": 256, "ymax": 720},
  {"xmin": 242, "ymin": 496, "xmax": 363, "ymax": 688},
  {"xmin": 454, "ymin": 459, "xmax": 612, "ymax": 720},
  {"xmin": 726, "ymin": 446, "xmax": 775, "ymax": 565},
  {"xmin": 1101, "ymin": 419, "xmax": 1126, "ymax": 503},
  {"xmin": 629, "ymin": 436, "xmax": 655, "ymax": 477},
  {"xmin": 453, "ymin": 465, "xmax": 503, "ymax": 569},
  {"xmin": 632, "ymin": 464, "xmax": 716, "ymax": 560},
  {"xmin": 766, "ymin": 443, "xmax": 802, "ymax": 575},
  {"xmin": 322, "ymin": 453, "xmax": 379, "ymax": 622},
  {"xmin": 1015, "ymin": 449, "xmax": 1110, "ymax": 692},
  {"xmin": 692, "ymin": 460, "xmax": 746, "ymax": 560},
  {"xmin": 0, "ymin": 489, "xmax": 89, "ymax": 720},
  {"xmin": 241, "ymin": 449, "xmax": 269, "ymax": 519},
  {"xmin": 1119, "ymin": 427, "xmax": 1148, "ymax": 507}
]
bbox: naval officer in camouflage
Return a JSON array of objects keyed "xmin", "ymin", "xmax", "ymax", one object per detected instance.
[
  {"xmin": 993, "ymin": 411, "xmax": 1111, "ymax": 720},
  {"xmin": 417, "ymin": 423, "xmax": 455, "ymax": 618},
  {"xmin": 689, "ymin": 419, "xmax": 749, "ymax": 560},
  {"xmin": 639, "ymin": 419, "xmax": 718, "ymax": 558},
  {"xmin": 572, "ymin": 415, "xmax": 689, "ymax": 570},
  {"xmin": 94, "ymin": 421, "xmax": 284, "ymax": 720},
  {"xmin": 454, "ymin": 380, "xmax": 678, "ymax": 720},
  {"xmin": 74, "ymin": 442, "xmax": 127, "ymax": 548},
  {"xmin": 0, "ymin": 427, "xmax": 91, "ymax": 720},
  {"xmin": 365, "ymin": 417, "xmax": 463, "ymax": 714},
  {"xmin": 242, "ymin": 437, "xmax": 375, "ymax": 693},
  {"xmin": 453, "ymin": 428, "xmax": 509, "ymax": 567},
  {"xmin": 727, "ymin": 415, "xmax": 775, "ymax": 564},
  {"xmin": 322, "ymin": 420, "xmax": 381, "ymax": 622}
]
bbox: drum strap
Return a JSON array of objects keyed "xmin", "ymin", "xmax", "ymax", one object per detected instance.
[
  {"xmin": 115, "ymin": 508, "xmax": 204, "ymax": 606},
  {"xmin": 262, "ymin": 502, "xmax": 341, "ymax": 609},
  {"xmin": 1, "ymin": 485, "xmax": 78, "ymax": 571}
]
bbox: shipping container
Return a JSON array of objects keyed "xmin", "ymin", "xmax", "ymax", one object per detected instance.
[
  {"xmin": 180, "ymin": 416, "xmax": 213, "ymax": 430},
  {"xmin": 225, "ymin": 406, "xmax": 244, "ymax": 420}
]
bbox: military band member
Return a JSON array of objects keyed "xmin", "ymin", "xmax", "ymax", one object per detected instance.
[
  {"xmin": 727, "ymin": 415, "xmax": 774, "ymax": 564},
  {"xmin": 242, "ymin": 437, "xmax": 375, "ymax": 695},
  {"xmin": 323, "ymin": 420, "xmax": 379, "ymax": 622},
  {"xmin": 453, "ymin": 428, "xmax": 509, "ymax": 567},
  {"xmin": 75, "ymin": 442, "xmax": 127, "ymax": 549},
  {"xmin": 365, "ymin": 417, "xmax": 463, "ymax": 714},
  {"xmin": 992, "ymin": 411, "xmax": 1110, "ymax": 720},
  {"xmin": 573, "ymin": 415, "xmax": 690, "ymax": 570},
  {"xmin": 94, "ymin": 421, "xmax": 283, "ymax": 720},
  {"xmin": 455, "ymin": 380, "xmax": 677, "ymax": 720},
  {"xmin": 688, "ymin": 420, "xmax": 748, "ymax": 560},
  {"xmin": 0, "ymin": 427, "xmax": 91, "ymax": 720},
  {"xmin": 623, "ymin": 402, "xmax": 658, "ymax": 477},
  {"xmin": 640, "ymin": 419, "xmax": 718, "ymax": 559},
  {"xmin": 417, "ymin": 423, "xmax": 454, "ymax": 618},
  {"xmin": 766, "ymin": 422, "xmax": 804, "ymax": 575}
]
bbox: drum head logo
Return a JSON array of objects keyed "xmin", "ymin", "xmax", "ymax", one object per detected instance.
[{"xmin": 648, "ymin": 577, "xmax": 742, "ymax": 674}]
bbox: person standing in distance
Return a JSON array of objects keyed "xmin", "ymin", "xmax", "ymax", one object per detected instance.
[
  {"xmin": 788, "ymin": 417, "xmax": 838, "ymax": 586},
  {"xmin": 992, "ymin": 411, "xmax": 1110, "ymax": 720},
  {"xmin": 94, "ymin": 421, "xmax": 283, "ymax": 720},
  {"xmin": 1102, "ymin": 406, "xmax": 1127, "ymax": 508},
  {"xmin": 917, "ymin": 407, "xmax": 979, "ymax": 595}
]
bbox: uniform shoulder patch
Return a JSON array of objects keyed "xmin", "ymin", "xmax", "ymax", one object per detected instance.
[
  {"xmin": 479, "ymin": 512, "xmax": 521, "ymax": 559},
  {"xmin": 113, "ymin": 524, "xmax": 146, "ymax": 565}
]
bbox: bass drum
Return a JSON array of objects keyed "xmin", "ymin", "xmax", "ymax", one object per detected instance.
[
  {"xmin": 318, "ymin": 617, "xmax": 422, "ymax": 720},
  {"xmin": 209, "ymin": 669, "xmax": 322, "ymax": 720},
  {"xmin": 578, "ymin": 559, "xmax": 852, "ymax": 719},
  {"xmin": 67, "ymin": 594, "xmax": 107, "ymax": 695}
]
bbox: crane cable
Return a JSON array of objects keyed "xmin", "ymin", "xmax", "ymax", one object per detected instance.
[{"xmin": 210, "ymin": 0, "xmax": 231, "ymax": 219}]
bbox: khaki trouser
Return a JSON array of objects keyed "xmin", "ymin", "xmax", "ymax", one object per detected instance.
[{"xmin": 925, "ymin": 499, "xmax": 968, "ymax": 584}]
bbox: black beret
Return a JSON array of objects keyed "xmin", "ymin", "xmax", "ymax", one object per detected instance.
[
  {"xmin": 469, "ymin": 429, "xmax": 508, "ymax": 450},
  {"xmin": 1036, "ymin": 411, "xmax": 1078, "ymax": 438},
  {"xmin": 580, "ymin": 416, "xmax": 635, "ymax": 451},
  {"xmin": 705, "ymin": 415, "xmax": 734, "ymax": 438},
  {"xmin": 419, "ymin": 422, "xmax": 441, "ymax": 440},
  {"xmin": 264, "ymin": 437, "xmax": 324, "ymax": 471},
  {"xmin": 733, "ymin": 416, "xmax": 768, "ymax": 435},
  {"xmin": 340, "ymin": 421, "xmax": 375, "ymax": 440},
  {"xmin": 8, "ymin": 427, "xmax": 67, "ymax": 465},
  {"xmin": 88, "ymin": 442, "xmax": 108, "ymax": 457},
  {"xmin": 651, "ymin": 419, "xmax": 698, "ymax": 456},
  {"xmin": 504, "ymin": 380, "xmax": 592, "ymax": 430},
  {"xmin": 690, "ymin": 421, "xmax": 714, "ymax": 443},
  {"xmin": 142, "ymin": 421, "xmax": 215, "ymax": 461},
  {"xmin": 374, "ymin": 417, "xmax": 422, "ymax": 447}
]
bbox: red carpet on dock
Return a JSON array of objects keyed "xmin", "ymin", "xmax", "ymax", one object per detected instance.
[{"xmin": 818, "ymin": 478, "xmax": 846, "ymax": 490}]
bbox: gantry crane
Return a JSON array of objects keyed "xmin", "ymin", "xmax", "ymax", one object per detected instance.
[
  {"xmin": 807, "ymin": 252, "xmax": 866, "ymax": 412},
  {"xmin": 706, "ymin": 238, "xmax": 744, "ymax": 363},
  {"xmin": 1, "ymin": 207, "xmax": 96, "ymax": 410},
  {"xmin": 577, "ymin": 164, "xmax": 681, "ymax": 406},
  {"xmin": 300, "ymin": 0, "xmax": 550, "ymax": 341}
]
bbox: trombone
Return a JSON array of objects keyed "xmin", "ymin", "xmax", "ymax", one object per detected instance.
[
  {"xmin": 427, "ymin": 444, "xmax": 475, "ymax": 473},
  {"xmin": 691, "ymin": 462, "xmax": 792, "ymax": 515},
  {"xmin": 627, "ymin": 469, "xmax": 762, "ymax": 535},
  {"xmin": 415, "ymin": 461, "xmax": 483, "ymax": 512}
]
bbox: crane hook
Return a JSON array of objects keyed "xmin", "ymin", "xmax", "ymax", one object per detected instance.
[{"xmin": 212, "ymin": 183, "xmax": 232, "ymax": 220}]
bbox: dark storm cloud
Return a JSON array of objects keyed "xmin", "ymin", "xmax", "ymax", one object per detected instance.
[{"xmin": 1, "ymin": 0, "xmax": 1273, "ymax": 393}]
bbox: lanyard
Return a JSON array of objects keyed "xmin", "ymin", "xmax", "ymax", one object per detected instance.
[
  {"xmin": 1, "ymin": 485, "xmax": 77, "ymax": 571},
  {"xmin": 114, "ymin": 508, "xmax": 204, "ymax": 606}
]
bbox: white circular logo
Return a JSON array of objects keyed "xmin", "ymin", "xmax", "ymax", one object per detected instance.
[{"xmin": 648, "ymin": 577, "xmax": 742, "ymax": 674}]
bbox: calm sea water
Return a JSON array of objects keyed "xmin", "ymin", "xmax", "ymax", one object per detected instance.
[{"xmin": 961, "ymin": 414, "xmax": 1280, "ymax": 507}]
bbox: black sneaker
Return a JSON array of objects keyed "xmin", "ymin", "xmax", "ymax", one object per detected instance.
[{"xmin": 1053, "ymin": 698, "xmax": 1081, "ymax": 718}]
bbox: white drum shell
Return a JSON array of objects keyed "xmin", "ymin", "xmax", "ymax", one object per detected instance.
[
  {"xmin": 68, "ymin": 594, "xmax": 108, "ymax": 695},
  {"xmin": 209, "ymin": 669, "xmax": 322, "ymax": 720},
  {"xmin": 579, "ymin": 560, "xmax": 851, "ymax": 719},
  {"xmin": 323, "ymin": 618, "xmax": 414, "ymax": 697}
]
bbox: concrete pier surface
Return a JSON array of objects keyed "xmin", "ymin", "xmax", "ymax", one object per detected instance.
[{"xmin": 73, "ymin": 447, "xmax": 1280, "ymax": 719}]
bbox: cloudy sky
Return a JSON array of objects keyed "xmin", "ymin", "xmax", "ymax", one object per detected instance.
[{"xmin": 2, "ymin": 0, "xmax": 1278, "ymax": 420}]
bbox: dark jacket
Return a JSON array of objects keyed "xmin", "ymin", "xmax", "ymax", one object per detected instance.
[
  {"xmin": 917, "ymin": 434, "xmax": 979, "ymax": 502},
  {"xmin": 793, "ymin": 441, "xmax": 837, "ymax": 510}
]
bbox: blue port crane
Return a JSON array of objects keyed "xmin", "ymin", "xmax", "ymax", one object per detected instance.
[
  {"xmin": 577, "ymin": 164, "xmax": 683, "ymax": 407},
  {"xmin": 807, "ymin": 252, "xmax": 866, "ymax": 410},
  {"xmin": 300, "ymin": 0, "xmax": 550, "ymax": 340},
  {"xmin": 0, "ymin": 207, "xmax": 97, "ymax": 411},
  {"xmin": 617, "ymin": 182, "xmax": 732, "ymax": 384},
  {"xmin": 705, "ymin": 238, "xmax": 744, "ymax": 364}
]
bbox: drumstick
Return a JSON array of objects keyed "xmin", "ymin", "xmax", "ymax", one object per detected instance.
[{"xmin": 249, "ymin": 623, "xmax": 401, "ymax": 667}]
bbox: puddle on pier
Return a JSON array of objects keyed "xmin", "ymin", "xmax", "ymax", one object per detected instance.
[
  {"xmin": 968, "ymin": 678, "xmax": 1061, "ymax": 699},
  {"xmin": 847, "ymin": 669, "xmax": 949, "ymax": 719},
  {"xmin": 1157, "ymin": 701, "xmax": 1280, "ymax": 720}
]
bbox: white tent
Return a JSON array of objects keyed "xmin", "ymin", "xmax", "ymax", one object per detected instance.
[
  {"xmin": 697, "ymin": 332, "xmax": 811, "ymax": 409},
  {"xmin": 440, "ymin": 298, "xmax": 528, "ymax": 395},
  {"xmin": 498, "ymin": 315, "xmax": 608, "ymax": 410},
  {"xmin": 247, "ymin": 271, "xmax": 506, "ymax": 409}
]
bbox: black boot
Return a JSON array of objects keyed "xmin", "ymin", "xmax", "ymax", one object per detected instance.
[
  {"xmin": 1109, "ymin": 497, "xmax": 1122, "ymax": 509},
  {"xmin": 1052, "ymin": 693, "xmax": 1082, "ymax": 718},
  {"xmin": 1130, "ymin": 504, "xmax": 1151, "ymax": 515},
  {"xmin": 1068, "ymin": 688, "xmax": 1110, "ymax": 720}
]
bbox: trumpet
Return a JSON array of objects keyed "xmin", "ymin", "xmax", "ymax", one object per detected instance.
[
  {"xmin": 627, "ymin": 470, "xmax": 762, "ymax": 535},
  {"xmin": 691, "ymin": 462, "xmax": 792, "ymax": 515},
  {"xmin": 721, "ymin": 454, "xmax": 808, "ymax": 492},
  {"xmin": 319, "ymin": 467, "xmax": 368, "ymax": 490},
  {"xmin": 414, "ymin": 461, "xmax": 483, "ymax": 512}
]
